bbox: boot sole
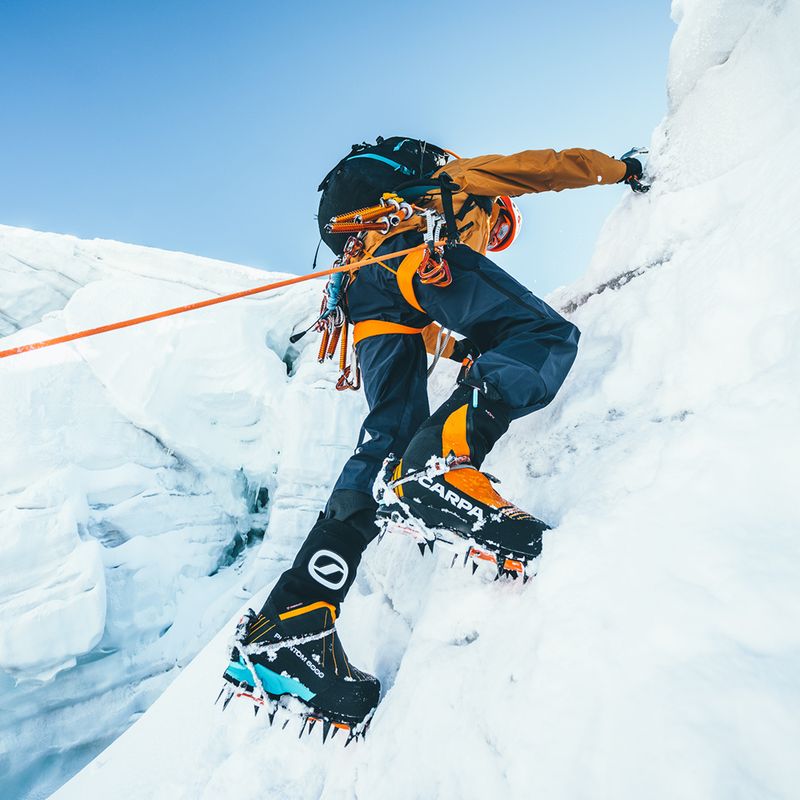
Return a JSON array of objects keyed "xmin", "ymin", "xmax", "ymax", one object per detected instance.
[{"xmin": 377, "ymin": 507, "xmax": 537, "ymax": 582}]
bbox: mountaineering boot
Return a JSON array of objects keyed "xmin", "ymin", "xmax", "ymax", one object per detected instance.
[
  {"xmin": 219, "ymin": 492, "xmax": 380, "ymax": 738},
  {"xmin": 378, "ymin": 383, "xmax": 548, "ymax": 579},
  {"xmin": 221, "ymin": 595, "xmax": 380, "ymax": 738}
]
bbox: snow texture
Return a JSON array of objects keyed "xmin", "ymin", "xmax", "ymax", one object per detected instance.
[
  {"xmin": 0, "ymin": 228, "xmax": 366, "ymax": 798},
  {"xmin": 4, "ymin": 0, "xmax": 800, "ymax": 797}
]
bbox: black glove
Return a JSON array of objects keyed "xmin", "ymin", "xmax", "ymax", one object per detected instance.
[
  {"xmin": 619, "ymin": 157, "xmax": 649, "ymax": 193},
  {"xmin": 621, "ymin": 157, "xmax": 643, "ymax": 181}
]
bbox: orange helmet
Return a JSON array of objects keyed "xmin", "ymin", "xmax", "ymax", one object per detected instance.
[{"xmin": 487, "ymin": 196, "xmax": 522, "ymax": 252}]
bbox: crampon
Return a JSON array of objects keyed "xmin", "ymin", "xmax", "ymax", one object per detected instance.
[
  {"xmin": 215, "ymin": 607, "xmax": 378, "ymax": 746},
  {"xmin": 374, "ymin": 456, "xmax": 543, "ymax": 584}
]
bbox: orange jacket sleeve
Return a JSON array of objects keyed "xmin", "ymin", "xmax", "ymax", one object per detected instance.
[{"xmin": 436, "ymin": 148, "xmax": 626, "ymax": 196}]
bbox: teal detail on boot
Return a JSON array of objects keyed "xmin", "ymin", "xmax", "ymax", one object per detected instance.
[
  {"xmin": 225, "ymin": 658, "xmax": 315, "ymax": 701},
  {"xmin": 224, "ymin": 659, "xmax": 255, "ymax": 686}
]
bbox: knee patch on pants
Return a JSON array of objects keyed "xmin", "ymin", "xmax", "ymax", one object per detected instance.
[{"xmin": 271, "ymin": 517, "xmax": 365, "ymax": 610}]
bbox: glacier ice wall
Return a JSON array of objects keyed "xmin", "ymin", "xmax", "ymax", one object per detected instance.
[{"xmin": 0, "ymin": 227, "xmax": 366, "ymax": 798}]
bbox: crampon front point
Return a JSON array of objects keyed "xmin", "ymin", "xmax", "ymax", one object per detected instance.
[
  {"xmin": 215, "ymin": 606, "xmax": 378, "ymax": 746},
  {"xmin": 376, "ymin": 504, "xmax": 537, "ymax": 583},
  {"xmin": 215, "ymin": 669, "xmax": 373, "ymax": 746}
]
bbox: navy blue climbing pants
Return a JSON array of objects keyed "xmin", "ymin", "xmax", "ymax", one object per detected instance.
[
  {"xmin": 265, "ymin": 236, "xmax": 580, "ymax": 612},
  {"xmin": 332, "ymin": 234, "xmax": 580, "ymax": 498}
]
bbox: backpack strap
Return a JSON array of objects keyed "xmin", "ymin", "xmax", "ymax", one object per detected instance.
[
  {"xmin": 456, "ymin": 194, "xmax": 493, "ymax": 221},
  {"xmin": 434, "ymin": 173, "xmax": 461, "ymax": 247}
]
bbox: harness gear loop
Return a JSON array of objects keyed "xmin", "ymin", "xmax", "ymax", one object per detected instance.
[
  {"xmin": 314, "ymin": 239, "xmax": 364, "ymax": 391},
  {"xmin": 417, "ymin": 207, "xmax": 451, "ymax": 286},
  {"xmin": 326, "ymin": 194, "xmax": 414, "ymax": 237},
  {"xmin": 325, "ymin": 318, "xmax": 360, "ymax": 392}
]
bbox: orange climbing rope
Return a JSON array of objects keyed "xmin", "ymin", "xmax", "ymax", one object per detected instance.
[{"xmin": 0, "ymin": 243, "xmax": 437, "ymax": 361}]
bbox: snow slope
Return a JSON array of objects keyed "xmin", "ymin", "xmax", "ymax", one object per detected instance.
[{"xmin": 7, "ymin": 0, "xmax": 800, "ymax": 797}]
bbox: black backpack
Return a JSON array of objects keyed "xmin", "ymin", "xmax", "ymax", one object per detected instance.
[{"xmin": 317, "ymin": 136, "xmax": 450, "ymax": 255}]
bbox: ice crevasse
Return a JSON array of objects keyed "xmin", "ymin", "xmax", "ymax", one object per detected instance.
[{"xmin": 0, "ymin": 229, "xmax": 368, "ymax": 798}]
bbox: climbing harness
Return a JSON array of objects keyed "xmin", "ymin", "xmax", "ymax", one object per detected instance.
[{"xmin": 313, "ymin": 187, "xmax": 458, "ymax": 391}]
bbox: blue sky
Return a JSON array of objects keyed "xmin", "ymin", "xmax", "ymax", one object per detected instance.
[{"xmin": 0, "ymin": 1, "xmax": 674, "ymax": 293}]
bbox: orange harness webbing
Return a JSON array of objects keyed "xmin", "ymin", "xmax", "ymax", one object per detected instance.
[
  {"xmin": 395, "ymin": 250, "xmax": 426, "ymax": 313},
  {"xmin": 352, "ymin": 320, "xmax": 426, "ymax": 347}
]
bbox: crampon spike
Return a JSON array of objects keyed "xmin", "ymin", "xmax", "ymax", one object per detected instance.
[
  {"xmin": 471, "ymin": 562, "xmax": 479, "ymax": 575},
  {"xmin": 427, "ymin": 539, "xmax": 435, "ymax": 553},
  {"xmin": 298, "ymin": 718, "xmax": 307, "ymax": 738},
  {"xmin": 418, "ymin": 542, "xmax": 427, "ymax": 557},
  {"xmin": 268, "ymin": 709, "xmax": 276, "ymax": 726},
  {"xmin": 502, "ymin": 557, "xmax": 525, "ymax": 579},
  {"xmin": 282, "ymin": 719, "xmax": 290, "ymax": 730},
  {"xmin": 220, "ymin": 685, "xmax": 236, "ymax": 711},
  {"xmin": 307, "ymin": 717, "xmax": 318, "ymax": 735},
  {"xmin": 253, "ymin": 705, "xmax": 260, "ymax": 717},
  {"xmin": 322, "ymin": 720, "xmax": 332, "ymax": 744},
  {"xmin": 450, "ymin": 553, "xmax": 458, "ymax": 568}
]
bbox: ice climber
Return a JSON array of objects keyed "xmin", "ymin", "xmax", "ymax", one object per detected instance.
[{"xmin": 219, "ymin": 138, "xmax": 646, "ymax": 739}]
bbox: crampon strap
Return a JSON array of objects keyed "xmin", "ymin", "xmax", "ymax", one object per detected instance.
[{"xmin": 388, "ymin": 453, "xmax": 474, "ymax": 490}]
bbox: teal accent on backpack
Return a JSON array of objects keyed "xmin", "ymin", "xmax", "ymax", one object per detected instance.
[{"xmin": 347, "ymin": 153, "xmax": 414, "ymax": 175}]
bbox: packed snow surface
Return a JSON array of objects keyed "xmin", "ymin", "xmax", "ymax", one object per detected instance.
[{"xmin": 4, "ymin": 0, "xmax": 800, "ymax": 797}]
